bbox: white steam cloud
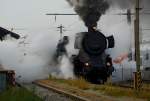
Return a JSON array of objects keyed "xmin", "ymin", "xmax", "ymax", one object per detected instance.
[
  {"xmin": 0, "ymin": 30, "xmax": 75, "ymax": 83},
  {"xmin": 0, "ymin": 0, "xmax": 149, "ymax": 83},
  {"xmin": 58, "ymin": 56, "xmax": 74, "ymax": 79}
]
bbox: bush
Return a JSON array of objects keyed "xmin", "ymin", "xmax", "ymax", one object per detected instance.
[{"xmin": 0, "ymin": 87, "xmax": 43, "ymax": 101}]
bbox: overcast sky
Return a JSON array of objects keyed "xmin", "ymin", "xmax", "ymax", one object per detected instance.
[
  {"xmin": 0, "ymin": 0, "xmax": 150, "ymax": 55},
  {"xmin": 0, "ymin": 0, "xmax": 149, "ymax": 31},
  {"xmin": 0, "ymin": 0, "xmax": 75, "ymax": 28}
]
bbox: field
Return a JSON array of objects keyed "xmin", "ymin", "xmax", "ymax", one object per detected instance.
[
  {"xmin": 0, "ymin": 86, "xmax": 43, "ymax": 101},
  {"xmin": 42, "ymin": 75, "xmax": 150, "ymax": 101}
]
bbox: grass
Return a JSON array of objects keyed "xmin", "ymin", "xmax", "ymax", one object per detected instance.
[
  {"xmin": 49, "ymin": 75, "xmax": 90, "ymax": 90},
  {"xmin": 0, "ymin": 87, "xmax": 43, "ymax": 101},
  {"xmin": 142, "ymin": 83, "xmax": 150, "ymax": 89},
  {"xmin": 90, "ymin": 84, "xmax": 150, "ymax": 99},
  {"xmin": 65, "ymin": 78, "xmax": 90, "ymax": 90},
  {"xmin": 48, "ymin": 75, "xmax": 150, "ymax": 100}
]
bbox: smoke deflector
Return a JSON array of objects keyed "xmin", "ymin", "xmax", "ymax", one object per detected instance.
[{"xmin": 106, "ymin": 35, "xmax": 115, "ymax": 48}]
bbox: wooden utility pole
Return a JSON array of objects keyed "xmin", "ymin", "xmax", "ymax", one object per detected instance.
[
  {"xmin": 57, "ymin": 24, "xmax": 65, "ymax": 39},
  {"xmin": 134, "ymin": 0, "xmax": 142, "ymax": 90}
]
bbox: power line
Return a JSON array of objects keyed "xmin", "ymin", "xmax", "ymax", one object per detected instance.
[
  {"xmin": 142, "ymin": 29, "xmax": 150, "ymax": 31},
  {"xmin": 46, "ymin": 13, "xmax": 77, "ymax": 15},
  {"xmin": 3, "ymin": 26, "xmax": 57, "ymax": 31}
]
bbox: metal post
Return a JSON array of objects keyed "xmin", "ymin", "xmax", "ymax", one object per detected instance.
[
  {"xmin": 121, "ymin": 64, "xmax": 123, "ymax": 81},
  {"xmin": 135, "ymin": 0, "xmax": 140, "ymax": 72},
  {"xmin": 134, "ymin": 72, "xmax": 138, "ymax": 89},
  {"xmin": 134, "ymin": 0, "xmax": 142, "ymax": 90}
]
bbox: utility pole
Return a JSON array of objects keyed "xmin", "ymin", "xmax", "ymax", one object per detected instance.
[
  {"xmin": 57, "ymin": 24, "xmax": 65, "ymax": 39},
  {"xmin": 134, "ymin": 0, "xmax": 142, "ymax": 90},
  {"xmin": 135, "ymin": 0, "xmax": 140, "ymax": 72}
]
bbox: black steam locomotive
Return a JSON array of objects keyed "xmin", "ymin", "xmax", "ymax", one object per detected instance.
[{"xmin": 72, "ymin": 28, "xmax": 115, "ymax": 84}]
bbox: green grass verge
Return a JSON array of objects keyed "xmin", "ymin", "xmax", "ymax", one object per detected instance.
[
  {"xmin": 0, "ymin": 87, "xmax": 43, "ymax": 101},
  {"xmin": 91, "ymin": 84, "xmax": 150, "ymax": 99},
  {"xmin": 48, "ymin": 75, "xmax": 150, "ymax": 100}
]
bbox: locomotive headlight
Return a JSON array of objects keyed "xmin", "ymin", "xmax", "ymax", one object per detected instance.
[{"xmin": 85, "ymin": 63, "xmax": 89, "ymax": 67}]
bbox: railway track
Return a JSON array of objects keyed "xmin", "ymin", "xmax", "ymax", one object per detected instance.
[
  {"xmin": 113, "ymin": 84, "xmax": 133, "ymax": 89},
  {"xmin": 112, "ymin": 81, "xmax": 150, "ymax": 91},
  {"xmin": 23, "ymin": 82, "xmax": 90, "ymax": 101},
  {"xmin": 32, "ymin": 81, "xmax": 90, "ymax": 101},
  {"xmin": 21, "ymin": 80, "xmax": 149, "ymax": 101}
]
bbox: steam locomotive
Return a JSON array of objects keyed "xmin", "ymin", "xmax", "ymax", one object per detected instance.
[{"xmin": 72, "ymin": 27, "xmax": 115, "ymax": 84}]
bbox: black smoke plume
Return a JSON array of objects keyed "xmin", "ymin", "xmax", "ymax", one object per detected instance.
[{"xmin": 66, "ymin": 0, "xmax": 109, "ymax": 28}]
